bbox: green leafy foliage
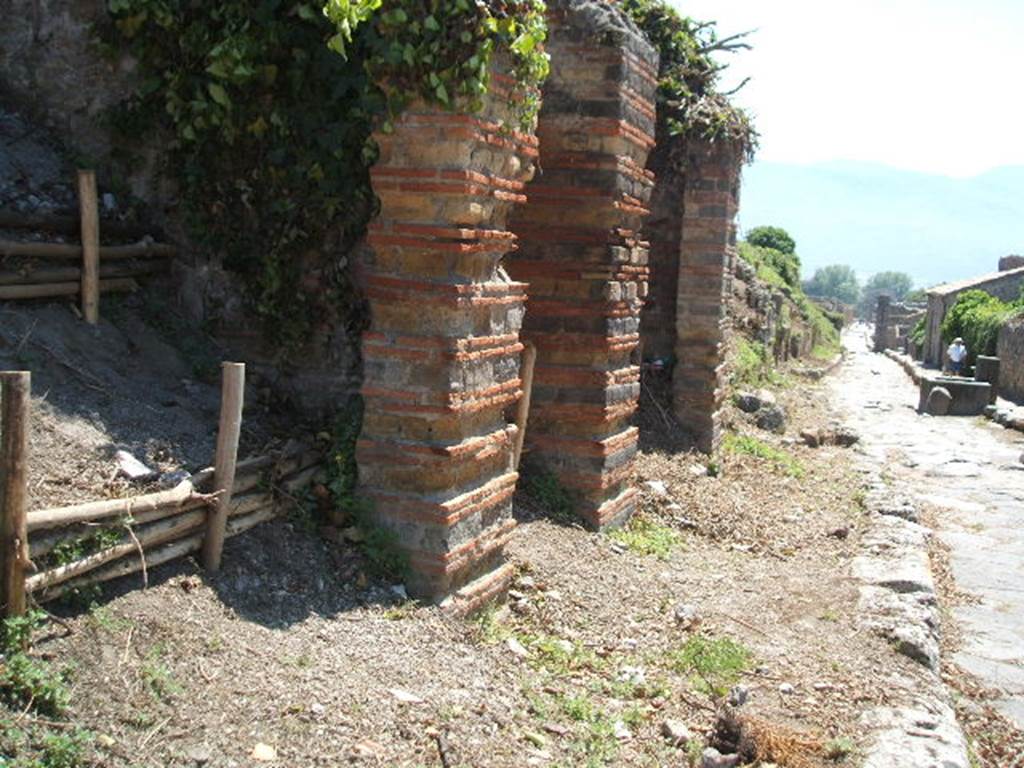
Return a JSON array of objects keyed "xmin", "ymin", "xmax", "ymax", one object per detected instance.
[
  {"xmin": 0, "ymin": 617, "xmax": 89, "ymax": 765},
  {"xmin": 941, "ymin": 288, "xmax": 1023, "ymax": 364},
  {"xmin": 738, "ymin": 239, "xmax": 840, "ymax": 357},
  {"xmin": 804, "ymin": 264, "xmax": 860, "ymax": 305},
  {"xmin": 666, "ymin": 635, "xmax": 751, "ymax": 699},
  {"xmin": 103, "ymin": 0, "xmax": 549, "ymax": 355},
  {"xmin": 337, "ymin": 0, "xmax": 550, "ymax": 130},
  {"xmin": 1, "ymin": 610, "xmax": 45, "ymax": 654},
  {"xmin": 608, "ymin": 513, "xmax": 681, "ymax": 559},
  {"xmin": 746, "ymin": 225, "xmax": 796, "ymax": 255},
  {"xmin": 722, "ymin": 433, "xmax": 804, "ymax": 478},
  {"xmin": 0, "ymin": 654, "xmax": 72, "ymax": 717},
  {"xmin": 102, "ymin": 0, "xmax": 381, "ymax": 353},
  {"xmin": 522, "ymin": 467, "xmax": 579, "ymax": 525},
  {"xmin": 621, "ymin": 0, "xmax": 756, "ymax": 150},
  {"xmin": 731, "ymin": 339, "xmax": 782, "ymax": 389},
  {"xmin": 910, "ymin": 317, "xmax": 926, "ymax": 346},
  {"xmin": 858, "ymin": 271, "xmax": 915, "ymax": 317},
  {"xmin": 0, "ymin": 724, "xmax": 93, "ymax": 768}
]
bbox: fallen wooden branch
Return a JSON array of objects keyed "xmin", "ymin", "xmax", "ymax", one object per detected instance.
[
  {"xmin": 0, "ymin": 210, "xmax": 160, "ymax": 240},
  {"xmin": 0, "ymin": 278, "xmax": 138, "ymax": 301},
  {"xmin": 0, "ymin": 240, "xmax": 175, "ymax": 261}
]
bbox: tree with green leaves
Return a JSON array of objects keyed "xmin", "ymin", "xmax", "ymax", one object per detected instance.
[
  {"xmin": 746, "ymin": 225, "xmax": 796, "ymax": 255},
  {"xmin": 803, "ymin": 264, "xmax": 860, "ymax": 305},
  {"xmin": 859, "ymin": 271, "xmax": 914, "ymax": 316}
]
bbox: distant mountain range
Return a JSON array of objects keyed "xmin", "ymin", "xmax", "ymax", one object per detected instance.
[{"xmin": 737, "ymin": 160, "xmax": 1024, "ymax": 290}]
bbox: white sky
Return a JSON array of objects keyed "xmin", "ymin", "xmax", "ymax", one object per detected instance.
[{"xmin": 671, "ymin": 0, "xmax": 1024, "ymax": 177}]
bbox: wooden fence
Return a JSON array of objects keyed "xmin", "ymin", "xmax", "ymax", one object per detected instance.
[
  {"xmin": 0, "ymin": 364, "xmax": 325, "ymax": 616},
  {"xmin": 0, "ymin": 170, "xmax": 176, "ymax": 322}
]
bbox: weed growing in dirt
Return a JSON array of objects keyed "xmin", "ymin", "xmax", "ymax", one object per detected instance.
[
  {"xmin": 0, "ymin": 614, "xmax": 92, "ymax": 765},
  {"xmin": 608, "ymin": 513, "xmax": 681, "ymax": 559},
  {"xmin": 722, "ymin": 433, "xmax": 804, "ymax": 478},
  {"xmin": 473, "ymin": 604, "xmax": 511, "ymax": 644},
  {"xmin": 141, "ymin": 644, "xmax": 183, "ymax": 701},
  {"xmin": 685, "ymin": 735, "xmax": 706, "ymax": 766},
  {"xmin": 824, "ymin": 735, "xmax": 856, "ymax": 761},
  {"xmin": 1, "ymin": 610, "xmax": 45, "ymax": 653},
  {"xmin": 0, "ymin": 653, "xmax": 72, "ymax": 717},
  {"xmin": 732, "ymin": 339, "xmax": 785, "ymax": 389},
  {"xmin": 0, "ymin": 723, "xmax": 93, "ymax": 768},
  {"xmin": 666, "ymin": 635, "xmax": 752, "ymax": 699},
  {"xmin": 87, "ymin": 604, "xmax": 131, "ymax": 633},
  {"xmin": 522, "ymin": 468, "xmax": 579, "ymax": 525}
]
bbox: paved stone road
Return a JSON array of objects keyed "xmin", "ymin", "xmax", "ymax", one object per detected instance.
[{"xmin": 831, "ymin": 324, "xmax": 1024, "ymax": 727}]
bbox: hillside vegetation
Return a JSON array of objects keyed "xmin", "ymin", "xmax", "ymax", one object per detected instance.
[{"xmin": 737, "ymin": 228, "xmax": 841, "ymax": 359}]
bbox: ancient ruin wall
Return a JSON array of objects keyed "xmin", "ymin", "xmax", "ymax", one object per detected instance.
[
  {"xmin": 355, "ymin": 76, "xmax": 538, "ymax": 607},
  {"xmin": 672, "ymin": 140, "xmax": 743, "ymax": 452},
  {"xmin": 506, "ymin": 3, "xmax": 659, "ymax": 529},
  {"xmin": 997, "ymin": 315, "xmax": 1024, "ymax": 402},
  {"xmin": 924, "ymin": 266, "xmax": 1024, "ymax": 366},
  {"xmin": 1, "ymin": 3, "xmax": 365, "ymax": 418}
]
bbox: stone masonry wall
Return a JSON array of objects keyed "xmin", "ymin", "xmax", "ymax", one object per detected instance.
[
  {"xmin": 672, "ymin": 139, "xmax": 743, "ymax": 453},
  {"xmin": 355, "ymin": 72, "xmax": 538, "ymax": 608},
  {"xmin": 506, "ymin": 2, "xmax": 659, "ymax": 530},
  {"xmin": 639, "ymin": 139, "xmax": 684, "ymax": 364},
  {"xmin": 997, "ymin": 316, "xmax": 1024, "ymax": 403}
]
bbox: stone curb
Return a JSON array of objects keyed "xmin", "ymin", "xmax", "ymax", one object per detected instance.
[
  {"xmin": 793, "ymin": 351, "xmax": 845, "ymax": 380},
  {"xmin": 852, "ymin": 472, "xmax": 970, "ymax": 767}
]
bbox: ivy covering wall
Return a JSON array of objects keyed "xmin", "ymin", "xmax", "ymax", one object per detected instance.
[
  {"xmin": 101, "ymin": 0, "xmax": 751, "ymax": 352},
  {"xmin": 102, "ymin": 0, "xmax": 548, "ymax": 353}
]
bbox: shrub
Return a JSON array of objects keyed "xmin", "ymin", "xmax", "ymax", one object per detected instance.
[
  {"xmin": 941, "ymin": 289, "xmax": 1023, "ymax": 363},
  {"xmin": 747, "ymin": 226, "xmax": 796, "ymax": 255}
]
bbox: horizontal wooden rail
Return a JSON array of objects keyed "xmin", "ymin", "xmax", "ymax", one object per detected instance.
[
  {"xmin": 0, "ymin": 210, "xmax": 161, "ymax": 240},
  {"xmin": 0, "ymin": 239, "xmax": 176, "ymax": 261},
  {"xmin": 0, "ymin": 261, "xmax": 166, "ymax": 287},
  {"xmin": 0, "ymin": 278, "xmax": 137, "ymax": 301}
]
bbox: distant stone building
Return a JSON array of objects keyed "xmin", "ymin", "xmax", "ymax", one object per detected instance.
[
  {"xmin": 873, "ymin": 295, "xmax": 925, "ymax": 354},
  {"xmin": 922, "ymin": 262, "xmax": 1024, "ymax": 366}
]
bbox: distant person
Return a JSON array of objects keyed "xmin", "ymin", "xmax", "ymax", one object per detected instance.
[{"xmin": 947, "ymin": 337, "xmax": 967, "ymax": 375}]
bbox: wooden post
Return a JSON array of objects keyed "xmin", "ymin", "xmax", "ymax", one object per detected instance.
[
  {"xmin": 201, "ymin": 363, "xmax": 245, "ymax": 572},
  {"xmin": 512, "ymin": 342, "xmax": 537, "ymax": 470},
  {"xmin": 77, "ymin": 170, "xmax": 100, "ymax": 324},
  {"xmin": 1, "ymin": 372, "xmax": 30, "ymax": 617}
]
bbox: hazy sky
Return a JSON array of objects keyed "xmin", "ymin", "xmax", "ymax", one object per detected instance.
[{"xmin": 673, "ymin": 0, "xmax": 1024, "ymax": 177}]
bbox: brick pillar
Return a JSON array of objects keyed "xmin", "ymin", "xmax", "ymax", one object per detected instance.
[
  {"xmin": 673, "ymin": 139, "xmax": 743, "ymax": 453},
  {"xmin": 356, "ymin": 75, "xmax": 539, "ymax": 609},
  {"xmin": 506, "ymin": 5, "xmax": 659, "ymax": 529}
]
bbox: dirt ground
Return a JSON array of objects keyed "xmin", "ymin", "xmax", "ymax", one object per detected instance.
[
  {"xmin": 0, "ymin": 296, "xmax": 285, "ymax": 510},
  {"xmin": 0, "ymin": 347, "xmax": 939, "ymax": 768}
]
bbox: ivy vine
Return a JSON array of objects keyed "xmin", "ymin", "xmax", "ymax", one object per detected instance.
[
  {"xmin": 102, "ymin": 0, "xmax": 380, "ymax": 352},
  {"xmin": 325, "ymin": 0, "xmax": 550, "ymax": 130},
  {"xmin": 620, "ymin": 0, "xmax": 757, "ymax": 156},
  {"xmin": 101, "ymin": 0, "xmax": 548, "ymax": 354}
]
